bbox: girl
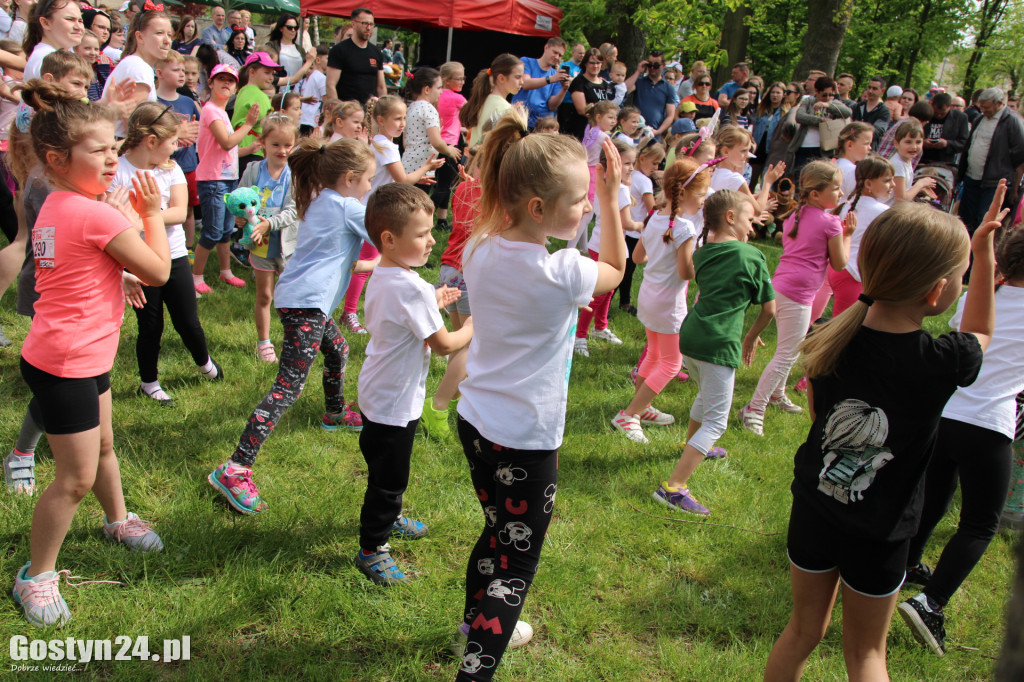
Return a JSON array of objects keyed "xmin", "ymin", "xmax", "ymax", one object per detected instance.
[
  {"xmin": 324, "ymin": 99, "xmax": 363, "ymax": 143},
  {"xmin": 75, "ymin": 29, "xmax": 101, "ymax": 100},
  {"xmin": 575, "ymin": 137, "xmax": 636, "ymax": 356},
  {"xmin": 435, "ymin": 60, "xmax": 467, "ymax": 231},
  {"xmin": 460, "ymin": 53, "xmax": 523, "ymax": 147},
  {"xmin": 239, "ymin": 114, "xmax": 298, "ymax": 363},
  {"xmin": 751, "ymin": 82, "xmax": 786, "ymax": 185},
  {"xmin": 402, "ymin": 67, "xmax": 460, "ymax": 202},
  {"xmin": 829, "ymin": 157, "xmax": 894, "ymax": 316},
  {"xmin": 191, "ymin": 63, "xmax": 260, "ymax": 295},
  {"xmin": 721, "ymin": 87, "xmax": 753, "ymax": 129},
  {"xmin": 208, "ymin": 137, "xmax": 372, "ymax": 516},
  {"xmin": 611, "ymin": 157, "xmax": 709, "ymax": 443},
  {"xmin": 740, "ymin": 161, "xmax": 854, "ymax": 437},
  {"xmin": 569, "ymin": 99, "xmax": 617, "ymax": 253},
  {"xmin": 614, "ymin": 105, "xmax": 644, "ymax": 146},
  {"xmin": 10, "ymin": 82, "xmax": 169, "ymax": 627},
  {"xmin": 23, "ymin": 0, "xmax": 82, "ymax": 80},
  {"xmin": 654, "ymin": 190, "xmax": 775, "ymax": 516},
  {"xmin": 114, "ymin": 102, "xmax": 222, "ymax": 406},
  {"xmin": 271, "ymin": 90, "xmax": 301, "ymax": 127},
  {"xmin": 453, "ymin": 108, "xmax": 626, "ymax": 681},
  {"xmin": 889, "ymin": 119, "xmax": 936, "ymax": 202},
  {"xmin": 712, "ymin": 125, "xmax": 784, "ymax": 214},
  {"xmin": 171, "ymin": 15, "xmax": 199, "ymax": 56},
  {"xmin": 763, "ymin": 190, "xmax": 1003, "ymax": 682},
  {"xmin": 620, "ymin": 141, "xmax": 665, "ymax": 314},
  {"xmin": 834, "ymin": 121, "xmax": 873, "ymax": 199},
  {"xmin": 232, "ymin": 51, "xmax": 280, "ymax": 171},
  {"xmin": 101, "ymin": 8, "xmax": 172, "ymax": 137}
]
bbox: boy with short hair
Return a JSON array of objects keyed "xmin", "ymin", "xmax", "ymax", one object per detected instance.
[
  {"xmin": 156, "ymin": 50, "xmax": 202, "ymax": 255},
  {"xmin": 353, "ymin": 183, "xmax": 474, "ymax": 586},
  {"xmin": 39, "ymin": 49, "xmax": 92, "ymax": 97},
  {"xmin": 610, "ymin": 60, "xmax": 628, "ymax": 106},
  {"xmin": 299, "ymin": 45, "xmax": 329, "ymax": 137}
]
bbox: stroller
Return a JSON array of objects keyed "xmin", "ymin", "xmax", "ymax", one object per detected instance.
[{"xmin": 913, "ymin": 162, "xmax": 958, "ymax": 213}]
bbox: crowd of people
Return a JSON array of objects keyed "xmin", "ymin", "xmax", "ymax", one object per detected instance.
[{"xmin": 0, "ymin": 2, "xmax": 1022, "ymax": 681}]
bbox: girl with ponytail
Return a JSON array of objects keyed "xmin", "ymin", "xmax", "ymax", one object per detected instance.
[{"xmin": 459, "ymin": 53, "xmax": 523, "ymax": 147}]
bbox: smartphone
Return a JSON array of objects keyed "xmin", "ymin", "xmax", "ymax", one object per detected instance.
[{"xmin": 560, "ymin": 65, "xmax": 570, "ymax": 74}]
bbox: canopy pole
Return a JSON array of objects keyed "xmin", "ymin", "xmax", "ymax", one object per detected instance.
[{"xmin": 446, "ymin": 26, "xmax": 452, "ymax": 62}]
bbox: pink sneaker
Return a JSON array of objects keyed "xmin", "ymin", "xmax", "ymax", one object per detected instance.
[
  {"xmin": 194, "ymin": 280, "xmax": 212, "ymax": 295},
  {"xmin": 219, "ymin": 273, "xmax": 246, "ymax": 288},
  {"xmin": 675, "ymin": 371, "xmax": 690, "ymax": 382},
  {"xmin": 794, "ymin": 376, "xmax": 809, "ymax": 393}
]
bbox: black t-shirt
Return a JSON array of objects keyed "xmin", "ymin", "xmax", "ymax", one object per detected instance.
[
  {"xmin": 327, "ymin": 38, "xmax": 383, "ymax": 105},
  {"xmin": 791, "ymin": 328, "xmax": 982, "ymax": 543},
  {"xmin": 559, "ymin": 74, "xmax": 615, "ymax": 140}
]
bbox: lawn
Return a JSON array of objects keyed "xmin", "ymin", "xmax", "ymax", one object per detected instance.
[{"xmin": 0, "ymin": 235, "xmax": 1015, "ymax": 680}]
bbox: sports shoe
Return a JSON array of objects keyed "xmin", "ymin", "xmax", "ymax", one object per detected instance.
[
  {"xmin": 435, "ymin": 219, "xmax": 451, "ymax": 232},
  {"xmin": 13, "ymin": 563, "xmax": 71, "ymax": 628},
  {"xmin": 611, "ymin": 411, "xmax": 648, "ymax": 443},
  {"xmin": 219, "ymin": 273, "xmax": 246, "ymax": 288},
  {"xmin": 636, "ymin": 405, "xmax": 675, "ymax": 426},
  {"xmin": 769, "ymin": 394, "xmax": 803, "ymax": 414},
  {"xmin": 629, "ymin": 365, "xmax": 639, "ymax": 384},
  {"xmin": 420, "ymin": 397, "xmax": 450, "ymax": 441},
  {"xmin": 653, "ymin": 483, "xmax": 710, "ymax": 516},
  {"xmin": 449, "ymin": 620, "xmax": 533, "ymax": 657},
  {"xmin": 256, "ymin": 342, "xmax": 277, "ymax": 363},
  {"xmin": 590, "ymin": 327, "xmax": 622, "ymax": 345},
  {"xmin": 139, "ymin": 384, "xmax": 174, "ymax": 407},
  {"xmin": 103, "ymin": 512, "xmax": 163, "ymax": 552},
  {"xmin": 704, "ymin": 446, "xmax": 728, "ymax": 460},
  {"xmin": 573, "ymin": 337, "xmax": 589, "ymax": 358},
  {"xmin": 4, "ymin": 449, "xmax": 35, "ymax": 495},
  {"xmin": 898, "ymin": 593, "xmax": 946, "ymax": 656},
  {"xmin": 229, "ymin": 242, "xmax": 251, "ymax": 268},
  {"xmin": 794, "ymin": 375, "xmax": 809, "ymax": 393},
  {"xmin": 391, "ymin": 514, "xmax": 428, "ymax": 539},
  {"xmin": 194, "ymin": 280, "xmax": 212, "ymax": 295},
  {"xmin": 208, "ymin": 461, "xmax": 268, "ymax": 514},
  {"xmin": 321, "ymin": 404, "xmax": 363, "ymax": 432},
  {"xmin": 0, "ymin": 321, "xmax": 11, "ymax": 347},
  {"xmin": 905, "ymin": 562, "xmax": 933, "ymax": 588},
  {"xmin": 619, "ymin": 304, "xmax": 637, "ymax": 316},
  {"xmin": 739, "ymin": 403, "xmax": 764, "ymax": 436},
  {"xmin": 342, "ymin": 312, "xmax": 367, "ymax": 335},
  {"xmin": 355, "ymin": 543, "xmax": 409, "ymax": 585},
  {"xmin": 675, "ymin": 371, "xmax": 690, "ymax": 382}
]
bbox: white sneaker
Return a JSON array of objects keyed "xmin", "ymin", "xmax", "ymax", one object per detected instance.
[
  {"xmin": 611, "ymin": 411, "xmax": 649, "ymax": 443},
  {"xmin": 573, "ymin": 338, "xmax": 589, "ymax": 357},
  {"xmin": 590, "ymin": 328, "xmax": 622, "ymax": 345},
  {"xmin": 739, "ymin": 404, "xmax": 764, "ymax": 437},
  {"xmin": 769, "ymin": 394, "xmax": 803, "ymax": 414},
  {"xmin": 13, "ymin": 563, "xmax": 71, "ymax": 628},
  {"xmin": 450, "ymin": 620, "xmax": 533, "ymax": 656},
  {"xmin": 636, "ymin": 406, "xmax": 675, "ymax": 426}
]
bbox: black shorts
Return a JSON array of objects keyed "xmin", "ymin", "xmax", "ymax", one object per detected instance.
[
  {"xmin": 786, "ymin": 497, "xmax": 909, "ymax": 598},
  {"xmin": 20, "ymin": 358, "xmax": 110, "ymax": 435}
]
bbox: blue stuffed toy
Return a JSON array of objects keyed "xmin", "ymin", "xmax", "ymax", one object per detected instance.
[{"xmin": 224, "ymin": 186, "xmax": 262, "ymax": 247}]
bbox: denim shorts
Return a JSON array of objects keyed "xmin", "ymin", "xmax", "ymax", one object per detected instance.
[
  {"xmin": 197, "ymin": 179, "xmax": 238, "ymax": 248},
  {"xmin": 438, "ymin": 264, "xmax": 470, "ymax": 316}
]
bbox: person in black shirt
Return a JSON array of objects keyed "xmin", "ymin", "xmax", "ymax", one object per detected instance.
[
  {"xmin": 851, "ymin": 76, "xmax": 891, "ymax": 149},
  {"xmin": 921, "ymin": 92, "xmax": 970, "ymax": 165},
  {"xmin": 558, "ymin": 47, "xmax": 615, "ymax": 140},
  {"xmin": 326, "ymin": 7, "xmax": 385, "ymax": 105}
]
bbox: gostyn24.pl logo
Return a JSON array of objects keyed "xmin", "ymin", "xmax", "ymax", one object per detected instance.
[{"xmin": 9, "ymin": 635, "xmax": 190, "ymax": 667}]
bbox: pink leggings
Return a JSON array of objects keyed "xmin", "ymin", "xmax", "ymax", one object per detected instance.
[
  {"xmin": 343, "ymin": 241, "xmax": 380, "ymax": 315},
  {"xmin": 637, "ymin": 329, "xmax": 682, "ymax": 394},
  {"xmin": 810, "ymin": 277, "xmax": 833, "ymax": 321},
  {"xmin": 827, "ymin": 268, "xmax": 862, "ymax": 317},
  {"xmin": 577, "ymin": 249, "xmax": 612, "ymax": 338}
]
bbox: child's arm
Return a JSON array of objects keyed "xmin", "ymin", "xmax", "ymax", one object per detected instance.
[
  {"xmin": 754, "ymin": 162, "xmax": 786, "ymax": 211},
  {"xmin": 594, "ymin": 137, "xmax": 627, "ymax": 295},
  {"xmin": 427, "ymin": 125, "xmax": 461, "ymax": 161},
  {"xmin": 893, "ymin": 174, "xmax": 936, "ymax": 202},
  {"xmin": 619, "ymin": 205, "xmax": 641, "ymax": 233},
  {"xmin": 105, "ymin": 172, "xmax": 171, "ymax": 286},
  {"xmin": 742, "ymin": 299, "xmax": 777, "ymax": 366},
  {"xmin": 351, "ymin": 255, "xmax": 380, "ymax": 274},
  {"xmin": 386, "ymin": 156, "xmax": 446, "ymax": 185},
  {"xmin": 676, "ymin": 237, "xmax": 695, "ymax": 280},
  {"xmin": 958, "ymin": 179, "xmax": 1007, "ymax": 351},
  {"xmin": 827, "ymin": 212, "xmax": 856, "ymax": 271},
  {"xmin": 161, "ymin": 183, "xmax": 188, "ymax": 228},
  {"xmin": 632, "ymin": 237, "xmax": 648, "ymax": 265},
  {"xmin": 275, "ymin": 51, "xmax": 316, "ymax": 89},
  {"xmin": 640, "ymin": 190, "xmax": 655, "ymax": 214},
  {"xmin": 210, "ymin": 103, "xmax": 259, "ymax": 151},
  {"xmin": 426, "ymin": 315, "xmax": 473, "ymax": 356}
]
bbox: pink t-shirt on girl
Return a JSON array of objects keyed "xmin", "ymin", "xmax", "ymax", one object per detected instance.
[
  {"xmin": 196, "ymin": 101, "xmax": 239, "ymax": 181},
  {"xmin": 772, "ymin": 205, "xmax": 843, "ymax": 305},
  {"xmin": 22, "ymin": 192, "xmax": 133, "ymax": 377},
  {"xmin": 438, "ymin": 88, "xmax": 467, "ymax": 146}
]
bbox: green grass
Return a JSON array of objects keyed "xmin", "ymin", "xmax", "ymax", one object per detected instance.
[{"xmin": 0, "ymin": 236, "xmax": 1014, "ymax": 680}]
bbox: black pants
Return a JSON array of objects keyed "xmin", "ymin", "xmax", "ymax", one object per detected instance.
[
  {"xmin": 617, "ymin": 235, "xmax": 639, "ymax": 307},
  {"xmin": 358, "ymin": 415, "xmax": 417, "ymax": 550},
  {"xmin": 907, "ymin": 418, "xmax": 1013, "ymax": 607},
  {"xmin": 0, "ymin": 176, "xmax": 16, "ymax": 243},
  {"xmin": 456, "ymin": 418, "xmax": 557, "ymax": 682},
  {"xmin": 134, "ymin": 256, "xmax": 209, "ymax": 383},
  {"xmin": 432, "ymin": 155, "xmax": 459, "ymax": 211}
]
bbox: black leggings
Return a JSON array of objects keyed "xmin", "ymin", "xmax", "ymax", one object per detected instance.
[
  {"xmin": 358, "ymin": 415, "xmax": 417, "ymax": 551},
  {"xmin": 432, "ymin": 155, "xmax": 459, "ymax": 211},
  {"xmin": 617, "ymin": 235, "xmax": 639, "ymax": 307},
  {"xmin": 907, "ymin": 417, "xmax": 1013, "ymax": 607},
  {"xmin": 134, "ymin": 256, "xmax": 209, "ymax": 382},
  {"xmin": 456, "ymin": 417, "xmax": 557, "ymax": 682},
  {"xmin": 0, "ymin": 176, "xmax": 16, "ymax": 244}
]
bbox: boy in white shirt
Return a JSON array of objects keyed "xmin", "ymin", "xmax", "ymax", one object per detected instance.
[
  {"xmin": 354, "ymin": 183, "xmax": 474, "ymax": 586},
  {"xmin": 299, "ymin": 45, "xmax": 328, "ymax": 137}
]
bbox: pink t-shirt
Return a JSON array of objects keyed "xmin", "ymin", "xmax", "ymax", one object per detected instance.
[
  {"xmin": 772, "ymin": 205, "xmax": 843, "ymax": 305},
  {"xmin": 22, "ymin": 192, "xmax": 133, "ymax": 377},
  {"xmin": 196, "ymin": 102, "xmax": 238, "ymax": 181},
  {"xmin": 438, "ymin": 88, "xmax": 467, "ymax": 146}
]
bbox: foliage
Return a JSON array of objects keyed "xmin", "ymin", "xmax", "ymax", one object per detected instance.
[{"xmin": 973, "ymin": 0, "xmax": 1024, "ymax": 96}]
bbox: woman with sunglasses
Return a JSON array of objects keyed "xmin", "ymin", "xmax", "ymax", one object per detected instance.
[
  {"xmin": 558, "ymin": 46, "xmax": 615, "ymax": 140},
  {"xmin": 786, "ymin": 75, "xmax": 851, "ymax": 173},
  {"xmin": 265, "ymin": 14, "xmax": 304, "ymax": 79},
  {"xmin": 681, "ymin": 74, "xmax": 718, "ymax": 120}
]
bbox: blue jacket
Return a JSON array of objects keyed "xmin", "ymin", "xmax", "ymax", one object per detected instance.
[{"xmin": 753, "ymin": 106, "xmax": 783, "ymax": 148}]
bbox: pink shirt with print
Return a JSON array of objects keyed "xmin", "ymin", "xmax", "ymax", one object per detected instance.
[{"xmin": 196, "ymin": 102, "xmax": 239, "ymax": 181}]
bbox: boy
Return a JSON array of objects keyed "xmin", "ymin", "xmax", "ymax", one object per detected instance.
[
  {"xmin": 156, "ymin": 50, "xmax": 202, "ymax": 255},
  {"xmin": 354, "ymin": 183, "xmax": 473, "ymax": 585},
  {"xmin": 610, "ymin": 60, "xmax": 628, "ymax": 106},
  {"xmin": 299, "ymin": 45, "xmax": 329, "ymax": 137}
]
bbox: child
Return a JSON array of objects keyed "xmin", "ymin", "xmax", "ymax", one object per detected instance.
[
  {"xmin": 899, "ymin": 225, "xmax": 1024, "ymax": 656},
  {"xmin": 569, "ymin": 99, "xmax": 618, "ymax": 253},
  {"xmin": 208, "ymin": 138, "xmax": 371, "ymax": 515},
  {"xmin": 452, "ymin": 110, "xmax": 626, "ymax": 680},
  {"xmin": 829, "ymin": 157, "xmax": 894, "ymax": 316},
  {"xmin": 609, "ymin": 60, "xmax": 628, "ymax": 105},
  {"xmin": 575, "ymin": 138, "xmax": 637, "ymax": 356},
  {"xmin": 299, "ymin": 45, "xmax": 328, "ymax": 137},
  {"xmin": 324, "ymin": 99, "xmax": 363, "ymax": 143},
  {"xmin": 271, "ymin": 90, "xmax": 302, "ymax": 127},
  {"xmin": 611, "ymin": 157, "xmax": 709, "ymax": 443},
  {"xmin": 620, "ymin": 141, "xmax": 665, "ymax": 314},
  {"xmin": 232, "ymin": 52, "xmax": 280, "ymax": 171},
  {"xmin": 100, "ymin": 9, "xmax": 173, "ymax": 136},
  {"xmin": 239, "ymin": 114, "xmax": 298, "ymax": 363},
  {"xmin": 191, "ymin": 63, "xmax": 260, "ymax": 295},
  {"xmin": 614, "ymin": 105, "xmax": 645, "ymax": 147},
  {"xmin": 711, "ymin": 125, "xmax": 784, "ymax": 216},
  {"xmin": 354, "ymin": 183, "xmax": 474, "ymax": 584},
  {"xmin": 834, "ymin": 121, "xmax": 873, "ymax": 199},
  {"xmin": 532, "ymin": 116, "xmax": 558, "ymax": 133},
  {"xmin": 654, "ymin": 190, "xmax": 776, "ymax": 516},
  {"xmin": 460, "ymin": 53, "xmax": 523, "ymax": 147},
  {"xmin": 889, "ymin": 119, "xmax": 936, "ymax": 203},
  {"xmin": 180, "ymin": 55, "xmax": 201, "ymax": 104},
  {"xmin": 23, "ymin": 0, "xmax": 83, "ymax": 80},
  {"xmin": 11, "ymin": 81, "xmax": 170, "ymax": 627},
  {"xmin": 740, "ymin": 161, "xmax": 855, "ymax": 437},
  {"xmin": 75, "ymin": 30, "xmax": 102, "ymax": 101},
  {"xmin": 114, "ymin": 102, "xmax": 222, "ymax": 406},
  {"xmin": 762, "ymin": 190, "xmax": 1003, "ymax": 682}
]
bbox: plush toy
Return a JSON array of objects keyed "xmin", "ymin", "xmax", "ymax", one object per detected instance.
[{"xmin": 224, "ymin": 186, "xmax": 262, "ymax": 247}]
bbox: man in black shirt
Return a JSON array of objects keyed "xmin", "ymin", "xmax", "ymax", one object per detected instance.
[
  {"xmin": 851, "ymin": 76, "xmax": 891, "ymax": 150},
  {"xmin": 921, "ymin": 93, "xmax": 970, "ymax": 165},
  {"xmin": 326, "ymin": 7, "xmax": 385, "ymax": 105}
]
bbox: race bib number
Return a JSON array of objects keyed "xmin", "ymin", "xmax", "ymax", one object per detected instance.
[{"xmin": 32, "ymin": 225, "xmax": 56, "ymax": 269}]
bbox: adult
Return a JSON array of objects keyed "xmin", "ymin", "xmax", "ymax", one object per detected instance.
[
  {"xmin": 119, "ymin": 0, "xmax": 138, "ymax": 37},
  {"xmin": 783, "ymin": 82, "xmax": 802, "ymax": 109},
  {"xmin": 561, "ymin": 42, "xmax": 584, "ymax": 78},
  {"xmin": 511, "ymin": 36, "xmax": 570, "ymax": 128},
  {"xmin": 787, "ymin": 76, "xmax": 851, "ymax": 172},
  {"xmin": 899, "ymin": 88, "xmax": 919, "ymax": 118},
  {"xmin": 958, "ymin": 88, "xmax": 1024, "ymax": 235},
  {"xmin": 716, "ymin": 61, "xmax": 749, "ymax": 106},
  {"xmin": 951, "ymin": 95, "xmax": 967, "ymax": 112},
  {"xmin": 201, "ymin": 6, "xmax": 230, "ymax": 51},
  {"xmin": 23, "ymin": 0, "xmax": 83, "ymax": 80},
  {"xmin": 921, "ymin": 92, "xmax": 969, "ymax": 165},
  {"xmin": 677, "ymin": 59, "xmax": 706, "ymax": 99},
  {"xmin": 171, "ymin": 14, "xmax": 199, "ymax": 56},
  {"xmin": 597, "ymin": 42, "xmax": 616, "ymax": 80},
  {"xmin": 625, "ymin": 49, "xmax": 678, "ymax": 139},
  {"xmin": 224, "ymin": 29, "xmax": 248, "ymax": 68},
  {"xmin": 557, "ymin": 46, "xmax": 614, "ymax": 140},
  {"xmin": 265, "ymin": 14, "xmax": 306, "ymax": 79},
  {"xmin": 851, "ymin": 76, "xmax": 891, "ymax": 149},
  {"xmin": 239, "ymin": 10, "xmax": 254, "ymax": 51},
  {"xmin": 884, "ymin": 85, "xmax": 904, "ymax": 121},
  {"xmin": 801, "ymin": 69, "xmax": 825, "ymax": 96},
  {"xmin": 681, "ymin": 72, "xmax": 718, "ymax": 120},
  {"xmin": 325, "ymin": 7, "xmax": 384, "ymax": 106},
  {"xmin": 227, "ymin": 9, "xmax": 241, "ymax": 32},
  {"xmin": 751, "ymin": 81, "xmax": 787, "ymax": 184},
  {"xmin": 392, "ymin": 41, "xmax": 404, "ymax": 68},
  {"xmin": 966, "ymin": 89, "xmax": 983, "ymax": 127},
  {"xmin": 836, "ymin": 72, "xmax": 856, "ymax": 109}
]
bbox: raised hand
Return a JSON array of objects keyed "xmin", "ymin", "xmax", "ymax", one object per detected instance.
[
  {"xmin": 435, "ymin": 284, "xmax": 461, "ymax": 309},
  {"xmin": 130, "ymin": 171, "xmax": 162, "ymax": 219},
  {"xmin": 842, "ymin": 212, "xmax": 857, "ymax": 237},
  {"xmin": 595, "ymin": 135, "xmax": 621, "ymax": 198}
]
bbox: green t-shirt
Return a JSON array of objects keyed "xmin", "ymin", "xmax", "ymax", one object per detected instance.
[
  {"xmin": 232, "ymin": 85, "xmax": 271, "ymax": 157},
  {"xmin": 680, "ymin": 240, "xmax": 775, "ymax": 369}
]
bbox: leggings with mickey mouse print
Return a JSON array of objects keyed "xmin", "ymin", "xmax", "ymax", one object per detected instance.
[{"xmin": 456, "ymin": 417, "xmax": 558, "ymax": 682}]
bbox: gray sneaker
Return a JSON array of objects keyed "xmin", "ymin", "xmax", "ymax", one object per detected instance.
[
  {"xmin": 355, "ymin": 543, "xmax": 410, "ymax": 585},
  {"xmin": 0, "ymin": 322, "xmax": 11, "ymax": 347},
  {"xmin": 103, "ymin": 512, "xmax": 163, "ymax": 552},
  {"xmin": 4, "ymin": 450, "xmax": 35, "ymax": 494}
]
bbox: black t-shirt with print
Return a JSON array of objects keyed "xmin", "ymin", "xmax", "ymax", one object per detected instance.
[
  {"xmin": 791, "ymin": 327, "xmax": 982, "ymax": 543},
  {"xmin": 327, "ymin": 38, "xmax": 383, "ymax": 105},
  {"xmin": 559, "ymin": 74, "xmax": 616, "ymax": 140}
]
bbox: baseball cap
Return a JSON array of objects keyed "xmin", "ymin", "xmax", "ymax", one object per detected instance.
[
  {"xmin": 679, "ymin": 101, "xmax": 697, "ymax": 113},
  {"xmin": 243, "ymin": 52, "xmax": 282, "ymax": 70},
  {"xmin": 886, "ymin": 85, "xmax": 904, "ymax": 98},
  {"xmin": 210, "ymin": 64, "xmax": 239, "ymax": 81}
]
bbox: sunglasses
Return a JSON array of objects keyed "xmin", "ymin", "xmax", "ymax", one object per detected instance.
[
  {"xmin": 697, "ymin": 81, "xmax": 711, "ymax": 86},
  {"xmin": 284, "ymin": 24, "xmax": 298, "ymax": 29},
  {"xmin": 785, "ymin": 90, "xmax": 798, "ymax": 94},
  {"xmin": 648, "ymin": 62, "xmax": 663, "ymax": 69}
]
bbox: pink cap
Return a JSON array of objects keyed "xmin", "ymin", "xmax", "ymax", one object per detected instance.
[
  {"xmin": 210, "ymin": 63, "xmax": 238, "ymax": 81},
  {"xmin": 243, "ymin": 52, "xmax": 282, "ymax": 70}
]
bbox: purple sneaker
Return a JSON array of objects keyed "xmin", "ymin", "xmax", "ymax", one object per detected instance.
[
  {"xmin": 653, "ymin": 483, "xmax": 710, "ymax": 516},
  {"xmin": 704, "ymin": 446, "xmax": 728, "ymax": 460}
]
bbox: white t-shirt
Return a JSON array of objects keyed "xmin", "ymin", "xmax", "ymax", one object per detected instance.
[
  {"xmin": 629, "ymin": 172, "xmax": 654, "ymax": 236},
  {"xmin": 802, "ymin": 125, "xmax": 821, "ymax": 148},
  {"xmin": 111, "ymin": 156, "xmax": 188, "ymax": 260},
  {"xmin": 459, "ymin": 236, "xmax": 599, "ymax": 450},
  {"xmin": 588, "ymin": 184, "xmax": 631, "ymax": 252},
  {"xmin": 942, "ymin": 286, "xmax": 1024, "ymax": 439},
  {"xmin": 103, "ymin": 45, "xmax": 122, "ymax": 63},
  {"xmin": 299, "ymin": 70, "xmax": 326, "ymax": 128},
  {"xmin": 615, "ymin": 132, "xmax": 637, "ymax": 147},
  {"xmin": 888, "ymin": 153, "xmax": 914, "ymax": 204},
  {"xmin": 839, "ymin": 195, "xmax": 888, "ymax": 281},
  {"xmin": 358, "ymin": 267, "xmax": 444, "ymax": 426},
  {"xmin": 278, "ymin": 43, "xmax": 302, "ymax": 77},
  {"xmin": 103, "ymin": 55, "xmax": 157, "ymax": 137},
  {"xmin": 369, "ymin": 134, "xmax": 401, "ymax": 195},
  {"xmin": 709, "ymin": 167, "xmax": 745, "ymax": 193},
  {"xmin": 24, "ymin": 42, "xmax": 56, "ymax": 81},
  {"xmin": 836, "ymin": 157, "xmax": 856, "ymax": 200},
  {"xmin": 401, "ymin": 99, "xmax": 440, "ymax": 174},
  {"xmin": 637, "ymin": 213, "xmax": 696, "ymax": 334}
]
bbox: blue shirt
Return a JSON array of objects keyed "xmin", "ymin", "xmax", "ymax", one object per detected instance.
[
  {"xmin": 252, "ymin": 160, "xmax": 291, "ymax": 259},
  {"xmin": 201, "ymin": 24, "xmax": 232, "ymax": 49},
  {"xmin": 716, "ymin": 80, "xmax": 742, "ymax": 101},
  {"xmin": 634, "ymin": 75, "xmax": 679, "ymax": 130},
  {"xmin": 158, "ymin": 93, "xmax": 201, "ymax": 174},
  {"xmin": 561, "ymin": 60, "xmax": 581, "ymax": 78},
  {"xmin": 512, "ymin": 57, "xmax": 562, "ymax": 127},
  {"xmin": 273, "ymin": 189, "xmax": 370, "ymax": 315}
]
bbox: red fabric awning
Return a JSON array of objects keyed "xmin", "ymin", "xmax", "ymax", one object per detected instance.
[{"xmin": 300, "ymin": 0, "xmax": 561, "ymax": 37}]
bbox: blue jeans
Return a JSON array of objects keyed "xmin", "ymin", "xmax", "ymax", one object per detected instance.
[
  {"xmin": 958, "ymin": 176, "xmax": 998, "ymax": 236},
  {"xmin": 197, "ymin": 179, "xmax": 238, "ymax": 249}
]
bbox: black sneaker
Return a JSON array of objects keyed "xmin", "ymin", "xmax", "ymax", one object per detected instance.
[
  {"xmin": 435, "ymin": 219, "xmax": 451, "ymax": 232},
  {"xmin": 897, "ymin": 593, "xmax": 946, "ymax": 656},
  {"xmin": 229, "ymin": 242, "xmax": 251, "ymax": 269},
  {"xmin": 904, "ymin": 562, "xmax": 933, "ymax": 588},
  {"xmin": 619, "ymin": 304, "xmax": 637, "ymax": 316}
]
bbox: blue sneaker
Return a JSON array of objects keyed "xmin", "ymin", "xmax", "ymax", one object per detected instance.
[
  {"xmin": 391, "ymin": 515, "xmax": 428, "ymax": 539},
  {"xmin": 653, "ymin": 483, "xmax": 710, "ymax": 516},
  {"xmin": 355, "ymin": 544, "xmax": 410, "ymax": 585}
]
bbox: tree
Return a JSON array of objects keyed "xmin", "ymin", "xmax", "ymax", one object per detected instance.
[
  {"xmin": 962, "ymin": 0, "xmax": 1011, "ymax": 96},
  {"xmin": 791, "ymin": 0, "xmax": 854, "ymax": 82},
  {"xmin": 976, "ymin": 1, "xmax": 1024, "ymax": 96}
]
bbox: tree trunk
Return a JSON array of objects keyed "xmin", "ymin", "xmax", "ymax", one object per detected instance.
[
  {"xmin": 903, "ymin": 0, "xmax": 932, "ymax": 88},
  {"xmin": 996, "ymin": 534, "xmax": 1024, "ymax": 681},
  {"xmin": 963, "ymin": 0, "xmax": 1010, "ymax": 96},
  {"xmin": 791, "ymin": 0, "xmax": 855, "ymax": 81},
  {"xmin": 610, "ymin": 0, "xmax": 647, "ymax": 71},
  {"xmin": 714, "ymin": 5, "xmax": 751, "ymax": 87}
]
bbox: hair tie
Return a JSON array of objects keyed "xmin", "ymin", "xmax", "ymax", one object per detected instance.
[
  {"xmin": 487, "ymin": 68, "xmax": 492, "ymax": 76},
  {"xmin": 858, "ymin": 293, "xmax": 874, "ymax": 307},
  {"xmin": 680, "ymin": 156, "xmax": 726, "ymax": 190},
  {"xmin": 318, "ymin": 144, "xmax": 326, "ymax": 155},
  {"xmin": 142, "ymin": 0, "xmax": 164, "ymax": 11},
  {"xmin": 14, "ymin": 102, "xmax": 32, "ymax": 133}
]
